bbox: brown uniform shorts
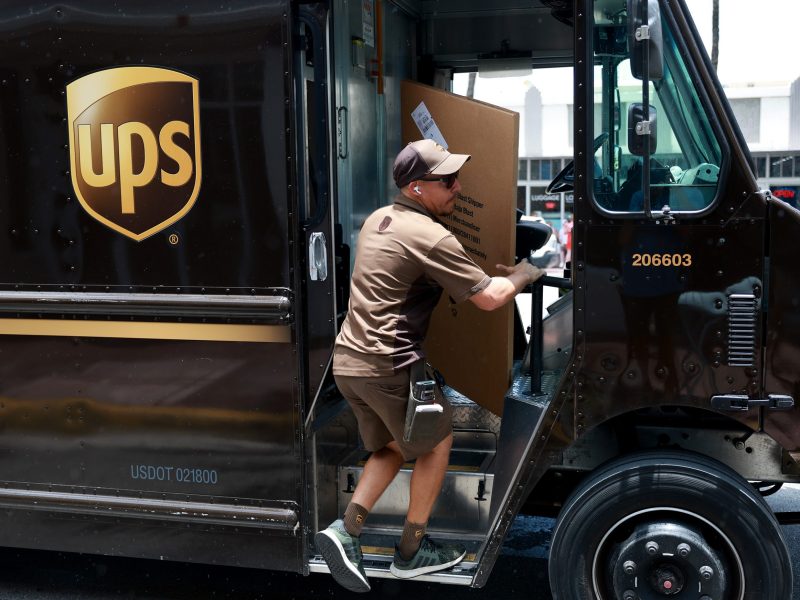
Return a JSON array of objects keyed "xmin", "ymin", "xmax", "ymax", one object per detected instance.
[{"xmin": 334, "ymin": 367, "xmax": 452, "ymax": 461}]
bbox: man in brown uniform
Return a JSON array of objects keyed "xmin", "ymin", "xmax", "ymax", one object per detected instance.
[{"xmin": 315, "ymin": 139, "xmax": 543, "ymax": 592}]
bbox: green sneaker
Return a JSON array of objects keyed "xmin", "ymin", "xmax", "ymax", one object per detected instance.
[
  {"xmin": 314, "ymin": 519, "xmax": 370, "ymax": 593},
  {"xmin": 389, "ymin": 535, "xmax": 466, "ymax": 579}
]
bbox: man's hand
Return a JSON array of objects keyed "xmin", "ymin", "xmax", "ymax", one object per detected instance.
[
  {"xmin": 469, "ymin": 260, "xmax": 545, "ymax": 312},
  {"xmin": 495, "ymin": 260, "xmax": 544, "ymax": 286}
]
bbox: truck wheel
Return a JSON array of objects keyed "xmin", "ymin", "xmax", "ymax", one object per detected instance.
[{"xmin": 548, "ymin": 451, "xmax": 792, "ymax": 599}]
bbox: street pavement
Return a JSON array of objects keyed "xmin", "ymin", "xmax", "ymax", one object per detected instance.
[{"xmin": 0, "ymin": 485, "xmax": 797, "ymax": 598}]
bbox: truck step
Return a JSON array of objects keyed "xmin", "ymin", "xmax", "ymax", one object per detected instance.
[
  {"xmin": 446, "ymin": 386, "xmax": 501, "ymax": 435},
  {"xmin": 337, "ymin": 448, "xmax": 495, "ymax": 535}
]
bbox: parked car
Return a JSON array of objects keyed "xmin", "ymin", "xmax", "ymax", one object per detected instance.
[{"xmin": 530, "ymin": 230, "xmax": 561, "ymax": 268}]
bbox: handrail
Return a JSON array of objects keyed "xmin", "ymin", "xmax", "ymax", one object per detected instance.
[
  {"xmin": 0, "ymin": 291, "xmax": 292, "ymax": 321},
  {"xmin": 0, "ymin": 487, "xmax": 298, "ymax": 530},
  {"xmin": 540, "ymin": 275, "xmax": 573, "ymax": 290}
]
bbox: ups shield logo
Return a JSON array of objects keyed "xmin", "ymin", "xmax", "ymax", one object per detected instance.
[{"xmin": 67, "ymin": 67, "xmax": 201, "ymax": 241}]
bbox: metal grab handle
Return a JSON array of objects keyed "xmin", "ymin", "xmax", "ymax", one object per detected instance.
[{"xmin": 337, "ymin": 106, "xmax": 348, "ymax": 159}]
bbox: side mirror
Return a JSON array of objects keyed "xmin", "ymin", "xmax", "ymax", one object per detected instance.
[
  {"xmin": 627, "ymin": 0, "xmax": 664, "ymax": 81},
  {"xmin": 515, "ymin": 220, "xmax": 551, "ymax": 260},
  {"xmin": 627, "ymin": 103, "xmax": 657, "ymax": 156}
]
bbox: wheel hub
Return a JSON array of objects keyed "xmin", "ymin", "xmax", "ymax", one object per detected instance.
[
  {"xmin": 650, "ymin": 563, "xmax": 684, "ymax": 595},
  {"xmin": 610, "ymin": 521, "xmax": 726, "ymax": 599}
]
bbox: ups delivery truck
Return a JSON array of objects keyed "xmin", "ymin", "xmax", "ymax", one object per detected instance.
[{"xmin": 0, "ymin": 0, "xmax": 795, "ymax": 598}]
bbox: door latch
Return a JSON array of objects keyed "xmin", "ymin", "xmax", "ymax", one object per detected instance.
[
  {"xmin": 309, "ymin": 232, "xmax": 328, "ymax": 281},
  {"xmin": 711, "ymin": 394, "xmax": 794, "ymax": 412}
]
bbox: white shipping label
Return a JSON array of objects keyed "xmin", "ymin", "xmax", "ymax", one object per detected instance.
[{"xmin": 411, "ymin": 101, "xmax": 448, "ymax": 149}]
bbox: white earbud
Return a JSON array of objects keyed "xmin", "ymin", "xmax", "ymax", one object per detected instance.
[{"xmin": 414, "ymin": 185, "xmax": 421, "ymax": 194}]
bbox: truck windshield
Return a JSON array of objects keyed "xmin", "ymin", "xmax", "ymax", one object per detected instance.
[{"xmin": 592, "ymin": 0, "xmax": 723, "ymax": 215}]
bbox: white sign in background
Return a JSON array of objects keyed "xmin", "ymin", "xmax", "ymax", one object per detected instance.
[{"xmin": 362, "ymin": 0, "xmax": 374, "ymax": 47}]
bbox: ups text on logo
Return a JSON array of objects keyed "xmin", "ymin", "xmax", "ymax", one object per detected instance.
[{"xmin": 67, "ymin": 67, "xmax": 202, "ymax": 241}]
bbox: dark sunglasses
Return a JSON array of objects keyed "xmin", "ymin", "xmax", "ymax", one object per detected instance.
[{"xmin": 423, "ymin": 171, "xmax": 459, "ymax": 188}]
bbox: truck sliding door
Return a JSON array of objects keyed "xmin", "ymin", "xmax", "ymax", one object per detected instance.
[
  {"xmin": 295, "ymin": 4, "xmax": 338, "ymax": 418},
  {"xmin": 0, "ymin": 0, "xmax": 303, "ymax": 571}
]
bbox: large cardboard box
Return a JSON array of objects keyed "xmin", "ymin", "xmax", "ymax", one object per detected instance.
[{"xmin": 401, "ymin": 81, "xmax": 519, "ymax": 415}]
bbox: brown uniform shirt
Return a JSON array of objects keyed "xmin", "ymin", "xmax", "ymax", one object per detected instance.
[{"xmin": 333, "ymin": 195, "xmax": 491, "ymax": 377}]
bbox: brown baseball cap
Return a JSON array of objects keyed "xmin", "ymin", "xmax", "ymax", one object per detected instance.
[{"xmin": 392, "ymin": 139, "xmax": 471, "ymax": 188}]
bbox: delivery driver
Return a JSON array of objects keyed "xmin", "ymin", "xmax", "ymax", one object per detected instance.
[{"xmin": 315, "ymin": 139, "xmax": 543, "ymax": 592}]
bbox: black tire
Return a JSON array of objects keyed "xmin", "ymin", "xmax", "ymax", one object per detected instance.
[{"xmin": 548, "ymin": 451, "xmax": 792, "ymax": 599}]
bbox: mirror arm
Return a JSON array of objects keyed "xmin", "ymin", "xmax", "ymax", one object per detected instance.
[{"xmin": 640, "ymin": 1, "xmax": 653, "ymax": 219}]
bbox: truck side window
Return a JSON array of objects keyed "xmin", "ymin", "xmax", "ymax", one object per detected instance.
[{"xmin": 592, "ymin": 2, "xmax": 723, "ymax": 215}]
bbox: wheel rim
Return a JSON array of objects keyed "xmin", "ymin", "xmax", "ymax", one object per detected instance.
[{"xmin": 591, "ymin": 507, "xmax": 745, "ymax": 600}]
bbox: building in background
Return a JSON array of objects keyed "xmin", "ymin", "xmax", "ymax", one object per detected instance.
[{"xmin": 454, "ymin": 70, "xmax": 800, "ymax": 231}]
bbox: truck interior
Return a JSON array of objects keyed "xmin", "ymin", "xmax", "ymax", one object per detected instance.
[{"xmin": 305, "ymin": 0, "xmax": 579, "ymax": 585}]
